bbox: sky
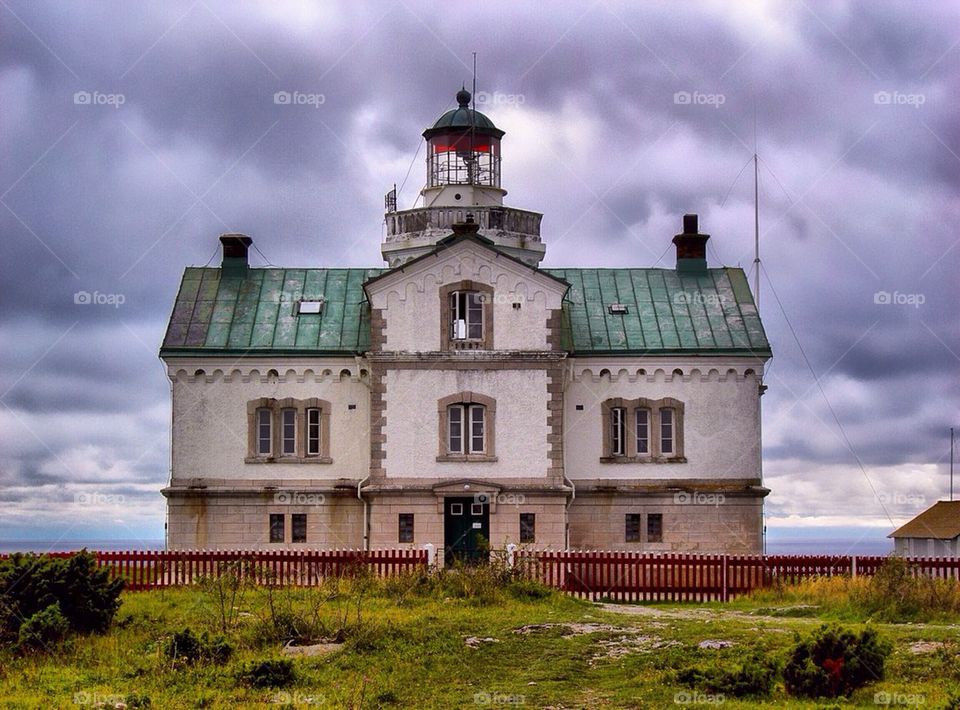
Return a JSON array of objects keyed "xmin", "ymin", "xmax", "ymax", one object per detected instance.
[{"xmin": 0, "ymin": 0, "xmax": 957, "ymax": 551}]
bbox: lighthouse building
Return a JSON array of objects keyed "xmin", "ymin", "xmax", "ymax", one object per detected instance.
[{"xmin": 160, "ymin": 89, "xmax": 772, "ymax": 560}]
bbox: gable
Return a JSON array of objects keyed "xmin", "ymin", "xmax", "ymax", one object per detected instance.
[{"xmin": 364, "ymin": 235, "xmax": 569, "ymax": 307}]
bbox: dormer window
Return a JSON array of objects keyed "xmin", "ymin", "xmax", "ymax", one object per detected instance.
[{"xmin": 450, "ymin": 290, "xmax": 483, "ymax": 340}]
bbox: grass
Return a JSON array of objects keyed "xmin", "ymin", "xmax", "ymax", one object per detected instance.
[{"xmin": 1, "ymin": 565, "xmax": 960, "ymax": 708}]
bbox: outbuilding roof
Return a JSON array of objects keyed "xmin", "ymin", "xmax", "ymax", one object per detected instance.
[{"xmin": 889, "ymin": 501, "xmax": 960, "ymax": 540}]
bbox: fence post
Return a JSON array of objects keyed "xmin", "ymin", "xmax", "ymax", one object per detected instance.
[
  {"xmin": 506, "ymin": 543, "xmax": 517, "ymax": 570},
  {"xmin": 423, "ymin": 543, "xmax": 436, "ymax": 568},
  {"xmin": 851, "ymin": 555, "xmax": 857, "ymax": 578},
  {"xmin": 721, "ymin": 554, "xmax": 728, "ymax": 602}
]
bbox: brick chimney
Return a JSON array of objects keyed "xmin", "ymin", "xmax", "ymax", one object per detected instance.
[
  {"xmin": 672, "ymin": 214, "xmax": 710, "ymax": 273},
  {"xmin": 220, "ymin": 233, "xmax": 252, "ymax": 277}
]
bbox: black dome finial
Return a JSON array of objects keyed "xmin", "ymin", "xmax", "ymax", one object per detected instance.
[{"xmin": 456, "ymin": 86, "xmax": 471, "ymax": 108}]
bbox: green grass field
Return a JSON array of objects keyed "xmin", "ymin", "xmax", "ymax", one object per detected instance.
[{"xmin": 2, "ymin": 569, "xmax": 959, "ymax": 708}]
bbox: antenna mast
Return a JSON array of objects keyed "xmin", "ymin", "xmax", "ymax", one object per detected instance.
[
  {"xmin": 753, "ymin": 104, "xmax": 760, "ymax": 311},
  {"xmin": 951, "ymin": 427, "xmax": 955, "ymax": 501}
]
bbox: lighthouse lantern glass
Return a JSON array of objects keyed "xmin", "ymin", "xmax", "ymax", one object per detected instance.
[{"xmin": 427, "ymin": 132, "xmax": 500, "ymax": 189}]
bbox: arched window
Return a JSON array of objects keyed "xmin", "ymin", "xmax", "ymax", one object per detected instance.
[
  {"xmin": 440, "ymin": 281, "xmax": 493, "ymax": 350},
  {"xmin": 601, "ymin": 397, "xmax": 685, "ymax": 462},
  {"xmin": 246, "ymin": 398, "xmax": 332, "ymax": 463},
  {"xmin": 437, "ymin": 392, "xmax": 497, "ymax": 462}
]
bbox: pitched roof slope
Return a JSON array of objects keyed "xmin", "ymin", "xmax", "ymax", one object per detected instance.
[
  {"xmin": 889, "ymin": 501, "xmax": 960, "ymax": 539},
  {"xmin": 161, "ymin": 267, "xmax": 385, "ymax": 356},
  {"xmin": 544, "ymin": 267, "xmax": 770, "ymax": 356},
  {"xmin": 161, "ymin": 264, "xmax": 770, "ymax": 357}
]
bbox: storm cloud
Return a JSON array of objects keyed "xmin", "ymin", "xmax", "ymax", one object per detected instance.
[{"xmin": 1, "ymin": 0, "xmax": 957, "ymax": 546}]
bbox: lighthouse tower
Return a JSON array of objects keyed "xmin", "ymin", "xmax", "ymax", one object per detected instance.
[{"xmin": 382, "ymin": 88, "xmax": 545, "ymax": 267}]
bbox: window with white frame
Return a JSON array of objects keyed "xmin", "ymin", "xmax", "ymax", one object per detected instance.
[
  {"xmin": 247, "ymin": 398, "xmax": 331, "ymax": 463},
  {"xmin": 448, "ymin": 403, "xmax": 485, "ymax": 454},
  {"xmin": 449, "ymin": 290, "xmax": 484, "ymax": 341},
  {"xmin": 635, "ymin": 408, "xmax": 650, "ymax": 455},
  {"xmin": 437, "ymin": 392, "xmax": 497, "ymax": 461},
  {"xmin": 256, "ymin": 408, "xmax": 272, "ymax": 456},
  {"xmin": 306, "ymin": 407, "xmax": 321, "ymax": 456},
  {"xmin": 660, "ymin": 408, "xmax": 675, "ymax": 455},
  {"xmin": 610, "ymin": 407, "xmax": 626, "ymax": 457},
  {"xmin": 281, "ymin": 408, "xmax": 296, "ymax": 456},
  {"xmin": 601, "ymin": 398, "xmax": 685, "ymax": 461}
]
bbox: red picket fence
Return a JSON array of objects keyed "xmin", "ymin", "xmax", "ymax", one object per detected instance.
[
  {"xmin": 516, "ymin": 552, "xmax": 960, "ymax": 602},
  {"xmin": 1, "ymin": 549, "xmax": 427, "ymax": 591}
]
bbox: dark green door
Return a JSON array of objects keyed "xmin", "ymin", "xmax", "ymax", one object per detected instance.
[{"xmin": 444, "ymin": 496, "xmax": 489, "ymax": 566}]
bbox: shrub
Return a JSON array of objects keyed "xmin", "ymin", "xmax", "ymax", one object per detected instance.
[
  {"xmin": 237, "ymin": 659, "xmax": 295, "ymax": 688},
  {"xmin": 163, "ymin": 627, "xmax": 233, "ymax": 665},
  {"xmin": 677, "ymin": 652, "xmax": 778, "ymax": 698},
  {"xmin": 0, "ymin": 551, "xmax": 124, "ymax": 643},
  {"xmin": 16, "ymin": 603, "xmax": 69, "ymax": 652},
  {"xmin": 783, "ymin": 624, "xmax": 890, "ymax": 698}
]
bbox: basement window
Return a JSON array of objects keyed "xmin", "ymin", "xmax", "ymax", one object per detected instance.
[
  {"xmin": 297, "ymin": 300, "xmax": 324, "ymax": 314},
  {"xmin": 647, "ymin": 513, "xmax": 663, "ymax": 543},
  {"xmin": 269, "ymin": 514, "xmax": 284, "ymax": 543},
  {"xmin": 292, "ymin": 513, "xmax": 307, "ymax": 543},
  {"xmin": 398, "ymin": 513, "xmax": 414, "ymax": 543}
]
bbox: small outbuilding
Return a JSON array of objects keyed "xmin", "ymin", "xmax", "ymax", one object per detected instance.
[{"xmin": 889, "ymin": 501, "xmax": 960, "ymax": 557}]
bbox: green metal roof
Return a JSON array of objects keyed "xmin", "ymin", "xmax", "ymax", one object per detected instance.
[
  {"xmin": 161, "ymin": 267, "xmax": 385, "ymax": 356},
  {"xmin": 161, "ymin": 265, "xmax": 769, "ymax": 358},
  {"xmin": 543, "ymin": 267, "xmax": 770, "ymax": 356}
]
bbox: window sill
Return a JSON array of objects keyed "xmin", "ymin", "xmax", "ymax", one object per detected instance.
[
  {"xmin": 436, "ymin": 454, "xmax": 499, "ymax": 463},
  {"xmin": 599, "ymin": 456, "xmax": 687, "ymax": 464},
  {"xmin": 245, "ymin": 456, "xmax": 333, "ymax": 465}
]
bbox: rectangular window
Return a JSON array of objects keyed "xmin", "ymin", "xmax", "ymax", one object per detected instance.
[
  {"xmin": 448, "ymin": 404, "xmax": 463, "ymax": 453},
  {"xmin": 306, "ymin": 408, "xmax": 321, "ymax": 456},
  {"xmin": 257, "ymin": 408, "xmax": 272, "ymax": 456},
  {"xmin": 450, "ymin": 291, "xmax": 483, "ymax": 340},
  {"xmin": 291, "ymin": 513, "xmax": 307, "ymax": 543},
  {"xmin": 398, "ymin": 513, "xmax": 414, "ymax": 543},
  {"xmin": 625, "ymin": 513, "xmax": 641, "ymax": 542},
  {"xmin": 611, "ymin": 407, "xmax": 626, "ymax": 456},
  {"xmin": 469, "ymin": 404, "xmax": 485, "ymax": 453},
  {"xmin": 636, "ymin": 409, "xmax": 649, "ymax": 454},
  {"xmin": 448, "ymin": 404, "xmax": 485, "ymax": 454},
  {"xmin": 281, "ymin": 408, "xmax": 296, "ymax": 455},
  {"xmin": 520, "ymin": 513, "xmax": 535, "ymax": 543},
  {"xmin": 269, "ymin": 513, "xmax": 284, "ymax": 543},
  {"xmin": 647, "ymin": 513, "xmax": 663, "ymax": 543},
  {"xmin": 660, "ymin": 408, "xmax": 674, "ymax": 455}
]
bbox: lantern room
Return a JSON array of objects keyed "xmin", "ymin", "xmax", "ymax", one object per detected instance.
[{"xmin": 422, "ymin": 88, "xmax": 506, "ymax": 207}]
